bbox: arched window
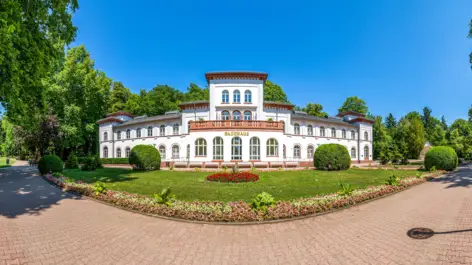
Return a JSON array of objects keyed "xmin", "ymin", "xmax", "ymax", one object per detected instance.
[
  {"xmin": 233, "ymin": 90, "xmax": 240, "ymax": 103},
  {"xmin": 244, "ymin": 90, "xmax": 252, "ymax": 103},
  {"xmin": 103, "ymin": 132, "xmax": 108, "ymax": 141},
  {"xmin": 364, "ymin": 131, "xmax": 368, "ymax": 141},
  {"xmin": 159, "ymin": 145, "xmax": 166, "ymax": 159},
  {"xmin": 283, "ymin": 144, "xmax": 286, "ymax": 159},
  {"xmin": 213, "ymin": 137, "xmax": 224, "ymax": 160},
  {"xmin": 266, "ymin": 138, "xmax": 278, "ymax": 156},
  {"xmin": 307, "ymin": 125, "xmax": 313, "ymax": 136},
  {"xmin": 222, "ymin": 110, "xmax": 230, "ymax": 120},
  {"xmin": 249, "ymin": 137, "xmax": 260, "ymax": 160},
  {"xmin": 331, "ymin": 128, "xmax": 336, "ymax": 138},
  {"xmin": 136, "ymin": 128, "xmax": 141, "ymax": 138},
  {"xmin": 148, "ymin": 126, "xmax": 153, "ymax": 137},
  {"xmin": 342, "ymin": 129, "xmax": 346, "ymax": 139},
  {"xmin": 173, "ymin": 124, "xmax": 179, "ymax": 135},
  {"xmin": 293, "ymin": 145, "xmax": 301, "ymax": 158},
  {"xmin": 172, "ymin": 145, "xmax": 179, "ymax": 159},
  {"xmin": 294, "ymin": 123, "xmax": 300, "ymax": 135},
  {"xmin": 351, "ymin": 147, "xmax": 356, "ymax": 158},
  {"xmin": 244, "ymin": 111, "xmax": 252, "ymax": 121},
  {"xmin": 222, "ymin": 90, "xmax": 229, "ymax": 103},
  {"xmin": 126, "ymin": 129, "xmax": 131, "ymax": 139},
  {"xmin": 320, "ymin": 127, "xmax": 325, "ymax": 137},
  {"xmin": 307, "ymin": 145, "xmax": 314, "ymax": 159},
  {"xmin": 116, "ymin": 148, "xmax": 122, "ymax": 158},
  {"xmin": 160, "ymin": 125, "xmax": 166, "ymax": 136},
  {"xmin": 233, "ymin": 110, "xmax": 241, "ymax": 121},
  {"xmin": 364, "ymin": 145, "xmax": 369, "ymax": 159},
  {"xmin": 231, "ymin": 137, "xmax": 242, "ymax": 160},
  {"xmin": 195, "ymin": 138, "xmax": 207, "ymax": 156},
  {"xmin": 125, "ymin": 147, "xmax": 131, "ymax": 158},
  {"xmin": 187, "ymin": 144, "xmax": 190, "ymax": 159},
  {"xmin": 103, "ymin": 146, "xmax": 108, "ymax": 158},
  {"xmin": 351, "ymin": 130, "xmax": 355, "ymax": 139}
]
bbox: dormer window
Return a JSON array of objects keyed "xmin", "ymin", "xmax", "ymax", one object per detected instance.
[
  {"xmin": 244, "ymin": 90, "xmax": 252, "ymax": 103},
  {"xmin": 222, "ymin": 90, "xmax": 229, "ymax": 103},
  {"xmin": 233, "ymin": 90, "xmax": 240, "ymax": 103}
]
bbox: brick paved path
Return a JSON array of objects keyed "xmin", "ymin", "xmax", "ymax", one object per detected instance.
[{"xmin": 1, "ymin": 163, "xmax": 471, "ymax": 265}]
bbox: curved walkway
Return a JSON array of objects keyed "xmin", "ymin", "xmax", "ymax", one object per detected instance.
[{"xmin": 1, "ymin": 162, "xmax": 471, "ymax": 265}]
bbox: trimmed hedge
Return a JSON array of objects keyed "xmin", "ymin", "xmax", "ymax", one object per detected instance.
[
  {"xmin": 314, "ymin": 144, "xmax": 351, "ymax": 171},
  {"xmin": 81, "ymin": 156, "xmax": 102, "ymax": 171},
  {"xmin": 129, "ymin": 145, "xmax": 161, "ymax": 171},
  {"xmin": 38, "ymin": 155, "xmax": 63, "ymax": 175},
  {"xmin": 100, "ymin": 158, "xmax": 129, "ymax": 164},
  {"xmin": 424, "ymin": 146, "xmax": 458, "ymax": 171}
]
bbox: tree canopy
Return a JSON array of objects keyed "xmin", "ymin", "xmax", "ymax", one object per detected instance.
[
  {"xmin": 301, "ymin": 103, "xmax": 328, "ymax": 118},
  {"xmin": 263, "ymin": 80, "xmax": 289, "ymax": 103},
  {"xmin": 338, "ymin": 96, "xmax": 368, "ymax": 114}
]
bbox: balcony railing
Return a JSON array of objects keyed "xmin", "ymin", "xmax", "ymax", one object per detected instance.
[{"xmin": 190, "ymin": 120, "xmax": 284, "ymax": 131}]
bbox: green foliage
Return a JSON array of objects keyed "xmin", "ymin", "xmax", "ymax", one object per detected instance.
[
  {"xmin": 337, "ymin": 183, "xmax": 356, "ymax": 196},
  {"xmin": 430, "ymin": 166, "xmax": 437, "ymax": 172},
  {"xmin": 424, "ymin": 146, "xmax": 458, "ymax": 171},
  {"xmin": 251, "ymin": 192, "xmax": 275, "ymax": 213},
  {"xmin": 0, "ymin": 0, "xmax": 78, "ymax": 129},
  {"xmin": 153, "ymin": 187, "xmax": 175, "ymax": 206},
  {"xmin": 338, "ymin": 96, "xmax": 368, "ymax": 114},
  {"xmin": 395, "ymin": 114, "xmax": 425, "ymax": 159},
  {"xmin": 129, "ymin": 145, "xmax": 161, "ymax": 171},
  {"xmin": 384, "ymin": 113, "xmax": 397, "ymax": 130},
  {"xmin": 65, "ymin": 153, "xmax": 79, "ymax": 169},
  {"xmin": 314, "ymin": 144, "xmax": 351, "ymax": 171},
  {"xmin": 93, "ymin": 182, "xmax": 107, "ymax": 196},
  {"xmin": 430, "ymin": 125, "xmax": 447, "ymax": 146},
  {"xmin": 263, "ymin": 80, "xmax": 289, "ymax": 103},
  {"xmin": 108, "ymin": 82, "xmax": 131, "ymax": 113},
  {"xmin": 385, "ymin": 175, "xmax": 400, "ymax": 186},
  {"xmin": 52, "ymin": 172, "xmax": 63, "ymax": 178},
  {"xmin": 301, "ymin": 102, "xmax": 328, "ymax": 118},
  {"xmin": 100, "ymin": 158, "xmax": 129, "ymax": 164},
  {"xmin": 415, "ymin": 172, "xmax": 422, "ymax": 179},
  {"xmin": 183, "ymin": 83, "xmax": 209, "ymax": 102},
  {"xmin": 38, "ymin": 155, "xmax": 63, "ymax": 175},
  {"xmin": 81, "ymin": 156, "xmax": 102, "ymax": 171}
]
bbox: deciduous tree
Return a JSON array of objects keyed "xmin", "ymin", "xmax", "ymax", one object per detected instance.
[
  {"xmin": 263, "ymin": 80, "xmax": 289, "ymax": 103},
  {"xmin": 338, "ymin": 96, "xmax": 368, "ymax": 114}
]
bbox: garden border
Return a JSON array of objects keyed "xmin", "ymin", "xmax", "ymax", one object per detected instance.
[{"xmin": 41, "ymin": 170, "xmax": 445, "ymax": 225}]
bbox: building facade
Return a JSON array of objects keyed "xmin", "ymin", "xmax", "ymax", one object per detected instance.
[{"xmin": 97, "ymin": 72, "xmax": 373, "ymax": 168}]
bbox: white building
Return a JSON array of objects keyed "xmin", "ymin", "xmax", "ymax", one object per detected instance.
[{"xmin": 97, "ymin": 72, "xmax": 373, "ymax": 168}]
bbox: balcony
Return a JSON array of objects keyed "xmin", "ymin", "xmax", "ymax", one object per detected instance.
[{"xmin": 189, "ymin": 120, "xmax": 284, "ymax": 131}]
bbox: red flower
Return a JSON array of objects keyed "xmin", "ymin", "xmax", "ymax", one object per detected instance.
[{"xmin": 206, "ymin": 172, "xmax": 259, "ymax": 183}]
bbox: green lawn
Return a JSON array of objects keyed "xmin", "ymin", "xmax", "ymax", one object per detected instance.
[
  {"xmin": 0, "ymin": 157, "xmax": 15, "ymax": 168},
  {"xmin": 62, "ymin": 168, "xmax": 423, "ymax": 202}
]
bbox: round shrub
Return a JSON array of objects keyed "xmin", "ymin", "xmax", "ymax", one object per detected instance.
[
  {"xmin": 424, "ymin": 146, "xmax": 458, "ymax": 171},
  {"xmin": 314, "ymin": 144, "xmax": 351, "ymax": 171},
  {"xmin": 129, "ymin": 145, "xmax": 161, "ymax": 171},
  {"xmin": 38, "ymin": 155, "xmax": 63, "ymax": 175}
]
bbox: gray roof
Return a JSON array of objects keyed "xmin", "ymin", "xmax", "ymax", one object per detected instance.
[
  {"xmin": 291, "ymin": 113, "xmax": 356, "ymax": 127},
  {"xmin": 178, "ymin": 100, "xmax": 209, "ymax": 105},
  {"xmin": 114, "ymin": 113, "xmax": 182, "ymax": 128}
]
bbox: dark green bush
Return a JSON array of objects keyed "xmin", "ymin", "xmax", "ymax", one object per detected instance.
[
  {"xmin": 129, "ymin": 145, "xmax": 161, "ymax": 171},
  {"xmin": 65, "ymin": 153, "xmax": 79, "ymax": 169},
  {"xmin": 77, "ymin": 157, "xmax": 88, "ymax": 164},
  {"xmin": 38, "ymin": 155, "xmax": 63, "ymax": 175},
  {"xmin": 424, "ymin": 146, "xmax": 458, "ymax": 171},
  {"xmin": 81, "ymin": 156, "xmax": 102, "ymax": 171},
  {"xmin": 100, "ymin": 158, "xmax": 129, "ymax": 164},
  {"xmin": 314, "ymin": 144, "xmax": 351, "ymax": 171}
]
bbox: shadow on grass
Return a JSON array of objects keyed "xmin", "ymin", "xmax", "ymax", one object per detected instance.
[{"xmin": 0, "ymin": 166, "xmax": 81, "ymax": 218}]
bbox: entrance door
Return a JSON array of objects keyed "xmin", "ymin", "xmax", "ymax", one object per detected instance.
[{"xmin": 364, "ymin": 146, "xmax": 369, "ymax": 160}]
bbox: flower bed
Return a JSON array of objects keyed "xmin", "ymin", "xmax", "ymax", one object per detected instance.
[
  {"xmin": 43, "ymin": 171, "xmax": 442, "ymax": 223},
  {"xmin": 206, "ymin": 172, "xmax": 259, "ymax": 183}
]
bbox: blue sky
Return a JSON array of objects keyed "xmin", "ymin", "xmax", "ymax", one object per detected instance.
[{"xmin": 72, "ymin": 0, "xmax": 472, "ymax": 123}]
